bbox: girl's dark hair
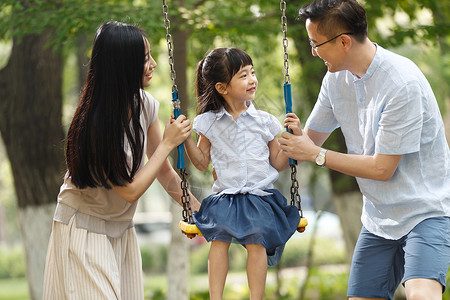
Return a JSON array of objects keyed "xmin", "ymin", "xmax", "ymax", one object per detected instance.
[
  {"xmin": 299, "ymin": 0, "xmax": 368, "ymax": 42},
  {"xmin": 196, "ymin": 48, "xmax": 253, "ymax": 114},
  {"xmin": 65, "ymin": 21, "xmax": 147, "ymax": 189}
]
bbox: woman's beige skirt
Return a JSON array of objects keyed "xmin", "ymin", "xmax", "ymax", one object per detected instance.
[{"xmin": 43, "ymin": 216, "xmax": 144, "ymax": 299}]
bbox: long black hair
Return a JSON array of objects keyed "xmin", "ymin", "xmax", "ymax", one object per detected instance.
[
  {"xmin": 196, "ymin": 48, "xmax": 253, "ymax": 114},
  {"xmin": 65, "ymin": 21, "xmax": 146, "ymax": 189}
]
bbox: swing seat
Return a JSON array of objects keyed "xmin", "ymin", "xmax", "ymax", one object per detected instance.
[
  {"xmin": 297, "ymin": 217, "xmax": 308, "ymax": 233},
  {"xmin": 178, "ymin": 220, "xmax": 203, "ymax": 239}
]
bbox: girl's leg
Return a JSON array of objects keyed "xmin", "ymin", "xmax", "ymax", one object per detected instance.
[
  {"xmin": 246, "ymin": 244, "xmax": 267, "ymax": 300},
  {"xmin": 208, "ymin": 240, "xmax": 230, "ymax": 300}
]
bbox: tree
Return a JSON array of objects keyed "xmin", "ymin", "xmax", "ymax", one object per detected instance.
[
  {"xmin": 0, "ymin": 1, "xmax": 161, "ymax": 298},
  {"xmin": 0, "ymin": 28, "xmax": 65, "ymax": 299}
]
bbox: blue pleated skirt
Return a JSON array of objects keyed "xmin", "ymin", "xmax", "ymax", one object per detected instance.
[{"xmin": 193, "ymin": 189, "xmax": 300, "ymax": 266}]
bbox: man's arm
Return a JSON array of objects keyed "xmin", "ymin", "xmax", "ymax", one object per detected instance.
[{"xmin": 279, "ymin": 127, "xmax": 402, "ymax": 181}]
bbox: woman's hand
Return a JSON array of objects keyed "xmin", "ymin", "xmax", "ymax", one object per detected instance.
[{"xmin": 161, "ymin": 115, "xmax": 192, "ymax": 149}]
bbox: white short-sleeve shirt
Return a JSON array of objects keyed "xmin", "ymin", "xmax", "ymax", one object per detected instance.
[{"xmin": 193, "ymin": 101, "xmax": 283, "ymax": 196}]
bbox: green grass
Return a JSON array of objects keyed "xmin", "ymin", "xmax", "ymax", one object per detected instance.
[{"xmin": 0, "ymin": 278, "xmax": 29, "ymax": 300}]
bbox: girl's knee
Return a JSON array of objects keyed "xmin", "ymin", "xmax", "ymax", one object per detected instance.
[
  {"xmin": 211, "ymin": 240, "xmax": 230, "ymax": 250},
  {"xmin": 246, "ymin": 244, "xmax": 265, "ymax": 254}
]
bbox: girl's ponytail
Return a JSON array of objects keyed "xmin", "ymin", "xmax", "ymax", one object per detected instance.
[{"xmin": 195, "ymin": 58, "xmax": 207, "ymax": 114}]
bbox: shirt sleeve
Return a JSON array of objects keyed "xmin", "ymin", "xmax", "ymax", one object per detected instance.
[
  {"xmin": 305, "ymin": 73, "xmax": 339, "ymax": 133},
  {"xmin": 141, "ymin": 90, "xmax": 160, "ymax": 129},
  {"xmin": 267, "ymin": 114, "xmax": 283, "ymax": 138},
  {"xmin": 193, "ymin": 112, "xmax": 215, "ymax": 139},
  {"xmin": 375, "ymin": 81, "xmax": 423, "ymax": 155}
]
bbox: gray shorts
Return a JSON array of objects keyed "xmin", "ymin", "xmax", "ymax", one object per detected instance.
[{"xmin": 347, "ymin": 217, "xmax": 450, "ymax": 300}]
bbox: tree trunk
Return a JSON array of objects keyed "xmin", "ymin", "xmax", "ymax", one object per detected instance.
[
  {"xmin": 0, "ymin": 30, "xmax": 64, "ymax": 299},
  {"xmin": 167, "ymin": 201, "xmax": 190, "ymax": 300},
  {"xmin": 332, "ymin": 192, "xmax": 363, "ymax": 263},
  {"xmin": 18, "ymin": 203, "xmax": 56, "ymax": 299}
]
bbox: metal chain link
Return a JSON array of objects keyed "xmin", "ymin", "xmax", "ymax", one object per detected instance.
[
  {"xmin": 162, "ymin": 0, "xmax": 178, "ymax": 93},
  {"xmin": 290, "ymin": 165, "xmax": 303, "ymax": 217},
  {"xmin": 180, "ymin": 169, "xmax": 194, "ymax": 224},
  {"xmin": 162, "ymin": 0, "xmax": 194, "ymax": 224},
  {"xmin": 280, "ymin": 0, "xmax": 290, "ymax": 84}
]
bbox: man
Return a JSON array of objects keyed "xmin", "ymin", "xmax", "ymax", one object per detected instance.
[{"xmin": 279, "ymin": 0, "xmax": 450, "ymax": 299}]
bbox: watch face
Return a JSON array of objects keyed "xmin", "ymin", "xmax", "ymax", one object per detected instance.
[{"xmin": 316, "ymin": 155, "xmax": 325, "ymax": 166}]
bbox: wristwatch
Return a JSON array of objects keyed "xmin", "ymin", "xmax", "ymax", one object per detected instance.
[{"xmin": 315, "ymin": 148, "xmax": 328, "ymax": 168}]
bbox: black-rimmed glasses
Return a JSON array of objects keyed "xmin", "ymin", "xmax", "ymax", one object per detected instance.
[{"xmin": 310, "ymin": 32, "xmax": 353, "ymax": 50}]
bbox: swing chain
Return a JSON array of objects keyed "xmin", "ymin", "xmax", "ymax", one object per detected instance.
[
  {"xmin": 290, "ymin": 165, "xmax": 304, "ymax": 217},
  {"xmin": 281, "ymin": 0, "xmax": 302, "ymax": 216},
  {"xmin": 162, "ymin": 0, "xmax": 194, "ymax": 225},
  {"xmin": 180, "ymin": 169, "xmax": 194, "ymax": 224},
  {"xmin": 162, "ymin": 0, "xmax": 178, "ymax": 92},
  {"xmin": 280, "ymin": 0, "xmax": 290, "ymax": 84}
]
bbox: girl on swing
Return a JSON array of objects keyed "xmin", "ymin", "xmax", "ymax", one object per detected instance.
[{"xmin": 183, "ymin": 47, "xmax": 301, "ymax": 300}]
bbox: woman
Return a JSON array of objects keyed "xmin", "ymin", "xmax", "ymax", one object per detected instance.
[{"xmin": 43, "ymin": 21, "xmax": 200, "ymax": 299}]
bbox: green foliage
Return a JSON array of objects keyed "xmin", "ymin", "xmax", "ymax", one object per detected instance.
[
  {"xmin": 189, "ymin": 236, "xmax": 346, "ymax": 277},
  {"xmin": 279, "ymin": 238, "xmax": 309, "ymax": 267},
  {"xmin": 362, "ymin": 0, "xmax": 450, "ymax": 48},
  {"xmin": 0, "ymin": 278, "xmax": 29, "ymax": 300},
  {"xmin": 144, "ymin": 288, "xmax": 166, "ymax": 300},
  {"xmin": 0, "ymin": 246, "xmax": 26, "ymax": 279},
  {"xmin": 280, "ymin": 238, "xmax": 346, "ymax": 268},
  {"xmin": 140, "ymin": 244, "xmax": 168, "ymax": 274},
  {"xmin": 394, "ymin": 43, "xmax": 449, "ymax": 113},
  {"xmin": 228, "ymin": 244, "xmax": 249, "ymax": 272},
  {"xmin": 0, "ymin": 0, "xmax": 162, "ymax": 50},
  {"xmin": 303, "ymin": 267, "xmax": 348, "ymax": 300},
  {"xmin": 189, "ymin": 243, "xmax": 210, "ymax": 274}
]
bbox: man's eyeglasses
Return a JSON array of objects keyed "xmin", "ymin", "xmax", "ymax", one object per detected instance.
[{"xmin": 310, "ymin": 32, "xmax": 353, "ymax": 50}]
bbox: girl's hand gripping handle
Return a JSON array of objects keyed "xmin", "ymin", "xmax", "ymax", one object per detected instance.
[
  {"xmin": 172, "ymin": 90, "xmax": 185, "ymax": 170},
  {"xmin": 283, "ymin": 83, "xmax": 297, "ymax": 166}
]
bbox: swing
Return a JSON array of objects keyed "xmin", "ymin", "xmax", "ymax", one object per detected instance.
[
  {"xmin": 280, "ymin": 0, "xmax": 308, "ymax": 233},
  {"xmin": 162, "ymin": 0, "xmax": 307, "ymax": 239},
  {"xmin": 162, "ymin": 1, "xmax": 201, "ymax": 239}
]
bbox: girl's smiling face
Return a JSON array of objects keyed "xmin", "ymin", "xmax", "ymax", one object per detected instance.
[{"xmin": 223, "ymin": 64, "xmax": 258, "ymax": 103}]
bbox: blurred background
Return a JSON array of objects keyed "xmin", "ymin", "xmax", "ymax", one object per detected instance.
[{"xmin": 0, "ymin": 0, "xmax": 448, "ymax": 299}]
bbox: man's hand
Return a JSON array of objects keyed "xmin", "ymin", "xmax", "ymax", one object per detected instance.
[{"xmin": 279, "ymin": 130, "xmax": 320, "ymax": 163}]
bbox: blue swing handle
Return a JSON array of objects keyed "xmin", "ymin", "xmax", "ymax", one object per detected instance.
[
  {"xmin": 283, "ymin": 83, "xmax": 297, "ymax": 166},
  {"xmin": 171, "ymin": 90, "xmax": 185, "ymax": 170}
]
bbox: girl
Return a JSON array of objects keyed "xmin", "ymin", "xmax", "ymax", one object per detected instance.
[
  {"xmin": 43, "ymin": 21, "xmax": 200, "ymax": 299},
  {"xmin": 184, "ymin": 48, "xmax": 300, "ymax": 300}
]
